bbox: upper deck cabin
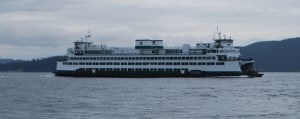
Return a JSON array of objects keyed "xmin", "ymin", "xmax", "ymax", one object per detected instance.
[{"xmin": 67, "ymin": 31, "xmax": 239, "ymax": 56}]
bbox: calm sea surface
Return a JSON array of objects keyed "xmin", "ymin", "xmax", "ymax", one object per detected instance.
[{"xmin": 0, "ymin": 72, "xmax": 299, "ymax": 119}]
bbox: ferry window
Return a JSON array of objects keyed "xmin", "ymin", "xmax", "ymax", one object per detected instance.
[
  {"xmin": 143, "ymin": 62, "xmax": 149, "ymax": 65},
  {"xmin": 177, "ymin": 57, "xmax": 181, "ymax": 60},
  {"xmin": 170, "ymin": 57, "xmax": 174, "ymax": 60},
  {"xmin": 136, "ymin": 57, "xmax": 140, "ymax": 60},
  {"xmin": 212, "ymin": 57, "xmax": 216, "ymax": 60},
  {"xmin": 174, "ymin": 57, "xmax": 178, "ymax": 60},
  {"xmin": 166, "ymin": 57, "xmax": 170, "ymax": 60},
  {"xmin": 147, "ymin": 57, "xmax": 150, "ymax": 60},
  {"xmin": 166, "ymin": 69, "xmax": 172, "ymax": 71},
  {"xmin": 189, "ymin": 62, "xmax": 195, "ymax": 65},
  {"xmin": 166, "ymin": 62, "xmax": 172, "ymax": 65},
  {"xmin": 207, "ymin": 57, "xmax": 211, "ymax": 60},
  {"xmin": 121, "ymin": 62, "xmax": 127, "ymax": 65},
  {"xmin": 189, "ymin": 57, "xmax": 193, "ymax": 60},
  {"xmin": 181, "ymin": 62, "xmax": 187, "ymax": 65},
  {"xmin": 125, "ymin": 57, "xmax": 128, "ymax": 60},
  {"xmin": 162, "ymin": 57, "xmax": 166, "ymax": 60},
  {"xmin": 120, "ymin": 57, "xmax": 124, "ymax": 60},
  {"xmin": 121, "ymin": 68, "xmax": 127, "ymax": 71},
  {"xmin": 202, "ymin": 57, "xmax": 206, "ymax": 60},
  {"xmin": 186, "ymin": 57, "xmax": 189, "ymax": 60},
  {"xmin": 211, "ymin": 62, "xmax": 215, "ymax": 65},
  {"xmin": 182, "ymin": 57, "xmax": 186, "ymax": 60},
  {"xmin": 216, "ymin": 62, "xmax": 225, "ymax": 65}
]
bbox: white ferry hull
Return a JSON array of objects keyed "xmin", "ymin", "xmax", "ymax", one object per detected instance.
[
  {"xmin": 54, "ymin": 70, "xmax": 243, "ymax": 77},
  {"xmin": 54, "ymin": 30, "xmax": 263, "ymax": 78}
]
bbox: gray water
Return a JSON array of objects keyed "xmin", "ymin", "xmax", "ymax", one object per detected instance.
[{"xmin": 0, "ymin": 72, "xmax": 299, "ymax": 119}]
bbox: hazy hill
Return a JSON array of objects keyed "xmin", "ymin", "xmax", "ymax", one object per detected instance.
[
  {"xmin": 240, "ymin": 37, "xmax": 300, "ymax": 72},
  {"xmin": 0, "ymin": 59, "xmax": 20, "ymax": 64},
  {"xmin": 0, "ymin": 38, "xmax": 300, "ymax": 72},
  {"xmin": 0, "ymin": 56, "xmax": 64, "ymax": 72}
]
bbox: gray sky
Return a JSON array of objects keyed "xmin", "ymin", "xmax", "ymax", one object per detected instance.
[{"xmin": 0, "ymin": 0, "xmax": 299, "ymax": 59}]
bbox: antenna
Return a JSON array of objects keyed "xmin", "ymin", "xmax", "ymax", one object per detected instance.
[{"xmin": 85, "ymin": 29, "xmax": 92, "ymax": 42}]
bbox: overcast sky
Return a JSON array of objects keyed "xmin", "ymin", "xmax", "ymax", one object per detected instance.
[{"xmin": 0, "ymin": 0, "xmax": 299, "ymax": 59}]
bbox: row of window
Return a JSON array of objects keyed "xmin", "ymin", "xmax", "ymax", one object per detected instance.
[
  {"xmin": 63, "ymin": 62, "xmax": 225, "ymax": 66},
  {"xmin": 81, "ymin": 68, "xmax": 188, "ymax": 72},
  {"xmin": 69, "ymin": 56, "xmax": 216, "ymax": 60}
]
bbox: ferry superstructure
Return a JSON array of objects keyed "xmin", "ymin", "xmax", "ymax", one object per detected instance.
[{"xmin": 54, "ymin": 31, "xmax": 263, "ymax": 77}]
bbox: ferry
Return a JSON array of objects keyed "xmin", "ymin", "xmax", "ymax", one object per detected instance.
[{"xmin": 54, "ymin": 30, "xmax": 263, "ymax": 77}]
